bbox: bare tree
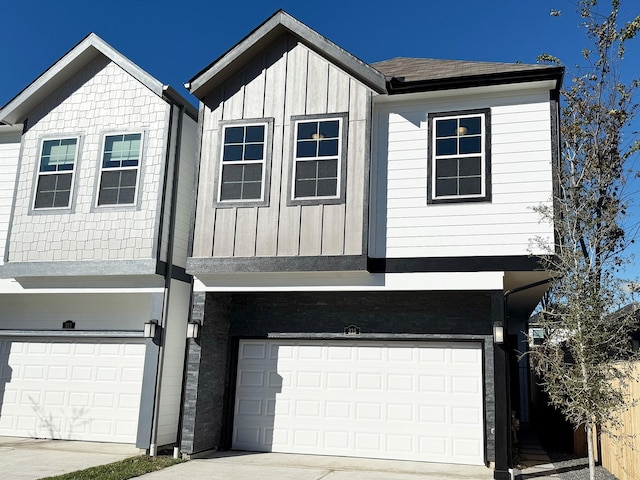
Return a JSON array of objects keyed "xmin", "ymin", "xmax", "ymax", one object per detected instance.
[{"xmin": 531, "ymin": 1, "xmax": 640, "ymax": 479}]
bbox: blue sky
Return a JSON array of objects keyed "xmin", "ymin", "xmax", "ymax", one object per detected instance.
[{"xmin": 2, "ymin": 0, "xmax": 640, "ymax": 279}]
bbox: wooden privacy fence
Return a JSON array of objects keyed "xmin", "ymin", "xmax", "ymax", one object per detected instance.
[{"xmin": 594, "ymin": 361, "xmax": 640, "ymax": 480}]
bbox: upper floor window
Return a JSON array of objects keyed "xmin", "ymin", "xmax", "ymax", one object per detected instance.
[
  {"xmin": 97, "ymin": 133, "xmax": 142, "ymax": 206},
  {"xmin": 217, "ymin": 120, "xmax": 271, "ymax": 205},
  {"xmin": 428, "ymin": 109, "xmax": 491, "ymax": 204},
  {"xmin": 290, "ymin": 114, "xmax": 347, "ymax": 205},
  {"xmin": 34, "ymin": 137, "xmax": 78, "ymax": 209}
]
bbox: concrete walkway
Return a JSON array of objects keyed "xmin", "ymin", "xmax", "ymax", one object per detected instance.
[
  {"xmin": 136, "ymin": 451, "xmax": 494, "ymax": 480},
  {"xmin": 515, "ymin": 430, "xmax": 561, "ymax": 479},
  {"xmin": 0, "ymin": 437, "xmax": 140, "ymax": 480}
]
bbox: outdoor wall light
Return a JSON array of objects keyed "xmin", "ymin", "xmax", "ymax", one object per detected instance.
[
  {"xmin": 144, "ymin": 320, "xmax": 158, "ymax": 339},
  {"xmin": 186, "ymin": 322, "xmax": 201, "ymax": 339},
  {"xmin": 493, "ymin": 322, "xmax": 505, "ymax": 344}
]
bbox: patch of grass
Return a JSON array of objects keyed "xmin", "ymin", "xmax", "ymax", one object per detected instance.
[{"xmin": 39, "ymin": 455, "xmax": 183, "ymax": 480}]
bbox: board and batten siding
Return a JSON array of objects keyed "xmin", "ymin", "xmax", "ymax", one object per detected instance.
[
  {"xmin": 0, "ymin": 128, "xmax": 21, "ymax": 265},
  {"xmin": 192, "ymin": 34, "xmax": 372, "ymax": 260},
  {"xmin": 7, "ymin": 56, "xmax": 169, "ymax": 264},
  {"xmin": 371, "ymin": 90, "xmax": 555, "ymax": 258}
]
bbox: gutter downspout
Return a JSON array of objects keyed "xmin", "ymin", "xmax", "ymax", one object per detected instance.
[{"xmin": 149, "ymin": 96, "xmax": 185, "ymax": 455}]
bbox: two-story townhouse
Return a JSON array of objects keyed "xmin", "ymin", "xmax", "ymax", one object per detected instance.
[
  {"xmin": 0, "ymin": 34, "xmax": 198, "ymax": 453},
  {"xmin": 179, "ymin": 10, "xmax": 562, "ymax": 479}
]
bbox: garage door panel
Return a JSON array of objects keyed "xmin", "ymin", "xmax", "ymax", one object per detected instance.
[
  {"xmin": 0, "ymin": 338, "xmax": 145, "ymax": 443},
  {"xmin": 233, "ymin": 340, "xmax": 485, "ymax": 465}
]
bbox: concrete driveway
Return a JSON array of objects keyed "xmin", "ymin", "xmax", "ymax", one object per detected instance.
[
  {"xmin": 136, "ymin": 451, "xmax": 495, "ymax": 480},
  {"xmin": 0, "ymin": 436, "xmax": 139, "ymax": 480}
]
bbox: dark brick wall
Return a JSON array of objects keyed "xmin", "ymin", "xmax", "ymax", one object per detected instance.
[{"xmin": 181, "ymin": 290, "xmax": 501, "ymax": 461}]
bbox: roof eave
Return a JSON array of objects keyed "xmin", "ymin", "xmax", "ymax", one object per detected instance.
[
  {"xmin": 386, "ymin": 66, "xmax": 565, "ymax": 95},
  {"xmin": 188, "ymin": 10, "xmax": 387, "ymax": 99},
  {"xmin": 0, "ymin": 33, "xmax": 165, "ymax": 126}
]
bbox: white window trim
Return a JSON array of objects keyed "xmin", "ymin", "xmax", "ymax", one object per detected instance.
[
  {"xmin": 33, "ymin": 136, "xmax": 80, "ymax": 211},
  {"xmin": 217, "ymin": 121, "xmax": 269, "ymax": 204},
  {"xmin": 431, "ymin": 112, "xmax": 487, "ymax": 201},
  {"xmin": 95, "ymin": 132, "xmax": 143, "ymax": 208},
  {"xmin": 291, "ymin": 116, "xmax": 344, "ymax": 202}
]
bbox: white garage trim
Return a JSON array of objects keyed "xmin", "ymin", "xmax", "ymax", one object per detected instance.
[
  {"xmin": 233, "ymin": 340, "xmax": 485, "ymax": 465},
  {"xmin": 0, "ymin": 337, "xmax": 146, "ymax": 443}
]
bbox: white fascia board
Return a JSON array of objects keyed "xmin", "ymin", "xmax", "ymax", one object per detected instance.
[
  {"xmin": 192, "ymin": 271, "xmax": 504, "ymax": 293},
  {"xmin": 0, "ymin": 33, "xmax": 164, "ymax": 125},
  {"xmin": 0, "ymin": 278, "xmax": 164, "ymax": 295}
]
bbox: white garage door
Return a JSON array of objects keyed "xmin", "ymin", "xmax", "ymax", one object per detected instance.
[
  {"xmin": 0, "ymin": 337, "xmax": 146, "ymax": 443},
  {"xmin": 233, "ymin": 340, "xmax": 485, "ymax": 465}
]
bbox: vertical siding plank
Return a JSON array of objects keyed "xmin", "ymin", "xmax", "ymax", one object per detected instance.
[
  {"xmin": 192, "ymin": 127, "xmax": 217, "ymax": 257},
  {"xmin": 299, "ymin": 205, "xmax": 323, "ymax": 255},
  {"xmin": 343, "ymin": 81, "xmax": 369, "ymax": 255},
  {"xmin": 222, "ymin": 71, "xmax": 245, "ymax": 120},
  {"xmin": 242, "ymin": 53, "xmax": 266, "ymax": 119},
  {"xmin": 212, "ymin": 208, "xmax": 237, "ymax": 257},
  {"xmin": 234, "ymin": 208, "xmax": 258, "ymax": 256},
  {"xmin": 327, "ymin": 65, "xmax": 350, "ymax": 113},
  {"xmin": 256, "ymin": 38, "xmax": 288, "ymax": 256},
  {"xmin": 305, "ymin": 51, "xmax": 329, "ymax": 115},
  {"xmin": 277, "ymin": 38, "xmax": 308, "ymax": 255},
  {"xmin": 321, "ymin": 204, "xmax": 346, "ymax": 255}
]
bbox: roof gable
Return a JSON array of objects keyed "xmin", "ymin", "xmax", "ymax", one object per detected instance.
[
  {"xmin": 187, "ymin": 10, "xmax": 387, "ymax": 99},
  {"xmin": 0, "ymin": 33, "xmax": 194, "ymax": 125}
]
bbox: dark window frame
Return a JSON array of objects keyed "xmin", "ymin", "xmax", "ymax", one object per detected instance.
[
  {"xmin": 288, "ymin": 113, "xmax": 348, "ymax": 207},
  {"xmin": 427, "ymin": 108, "xmax": 491, "ymax": 204},
  {"xmin": 214, "ymin": 118, "xmax": 274, "ymax": 208},
  {"xmin": 96, "ymin": 132, "xmax": 143, "ymax": 208},
  {"xmin": 33, "ymin": 136, "xmax": 79, "ymax": 210}
]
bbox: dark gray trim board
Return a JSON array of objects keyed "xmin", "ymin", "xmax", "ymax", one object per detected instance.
[
  {"xmin": 187, "ymin": 255, "xmax": 368, "ymax": 274},
  {"xmin": 136, "ymin": 336, "xmax": 161, "ymax": 449},
  {"xmin": 367, "ymin": 255, "xmax": 548, "ymax": 273},
  {"xmin": 387, "ymin": 67, "xmax": 565, "ymax": 95}
]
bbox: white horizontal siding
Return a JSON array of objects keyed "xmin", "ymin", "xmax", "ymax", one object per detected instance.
[{"xmin": 372, "ymin": 89, "xmax": 554, "ymax": 258}]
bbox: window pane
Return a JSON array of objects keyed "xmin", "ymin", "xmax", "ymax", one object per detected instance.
[
  {"xmin": 296, "ymin": 160, "xmax": 317, "ymax": 180},
  {"xmin": 244, "ymin": 143, "xmax": 264, "ymax": 161},
  {"xmin": 435, "ymin": 119, "xmax": 457, "ymax": 137},
  {"xmin": 436, "ymin": 178, "xmax": 457, "ymax": 197},
  {"xmin": 459, "ymin": 136, "xmax": 481, "ymax": 154},
  {"xmin": 297, "ymin": 141, "xmax": 317, "ymax": 158},
  {"xmin": 98, "ymin": 185, "xmax": 118, "ymax": 205},
  {"xmin": 120, "ymin": 170, "xmax": 138, "ymax": 187},
  {"xmin": 297, "ymin": 122, "xmax": 317, "ymax": 140},
  {"xmin": 34, "ymin": 192, "xmax": 54, "ymax": 209},
  {"xmin": 222, "ymin": 164, "xmax": 243, "ymax": 182},
  {"xmin": 220, "ymin": 182, "xmax": 242, "ymax": 200},
  {"xmin": 53, "ymin": 191, "xmax": 70, "ymax": 208},
  {"xmin": 436, "ymin": 138, "xmax": 457, "ymax": 156},
  {"xmin": 459, "ymin": 177, "xmax": 482, "ymax": 195},
  {"xmin": 316, "ymin": 179, "xmax": 337, "ymax": 196},
  {"xmin": 41, "ymin": 138, "xmax": 76, "ymax": 171},
  {"xmin": 245, "ymin": 125, "xmax": 264, "ymax": 143},
  {"xmin": 295, "ymin": 179, "xmax": 316, "ymax": 198},
  {"xmin": 100, "ymin": 171, "xmax": 120, "ymax": 188},
  {"xmin": 318, "ymin": 139, "xmax": 338, "ymax": 157},
  {"xmin": 242, "ymin": 182, "xmax": 262, "ymax": 199},
  {"xmin": 37, "ymin": 175, "xmax": 58, "ymax": 191},
  {"xmin": 459, "ymin": 157, "xmax": 482, "ymax": 176},
  {"xmin": 460, "ymin": 116, "xmax": 481, "ymax": 135},
  {"xmin": 56, "ymin": 172, "xmax": 73, "ymax": 190},
  {"xmin": 223, "ymin": 145, "xmax": 243, "ymax": 161},
  {"xmin": 243, "ymin": 163, "xmax": 262, "ymax": 182},
  {"xmin": 224, "ymin": 127, "xmax": 244, "ymax": 144},
  {"xmin": 436, "ymin": 158, "xmax": 458, "ymax": 178},
  {"xmin": 118, "ymin": 187, "xmax": 136, "ymax": 204},
  {"xmin": 317, "ymin": 159, "xmax": 338, "ymax": 178},
  {"xmin": 319, "ymin": 120, "xmax": 339, "ymax": 139}
]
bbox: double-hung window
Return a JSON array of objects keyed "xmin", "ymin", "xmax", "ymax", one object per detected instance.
[
  {"xmin": 218, "ymin": 121, "xmax": 271, "ymax": 204},
  {"xmin": 428, "ymin": 109, "xmax": 491, "ymax": 203},
  {"xmin": 290, "ymin": 114, "xmax": 346, "ymax": 205},
  {"xmin": 34, "ymin": 137, "xmax": 78, "ymax": 209},
  {"xmin": 97, "ymin": 133, "xmax": 142, "ymax": 206}
]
